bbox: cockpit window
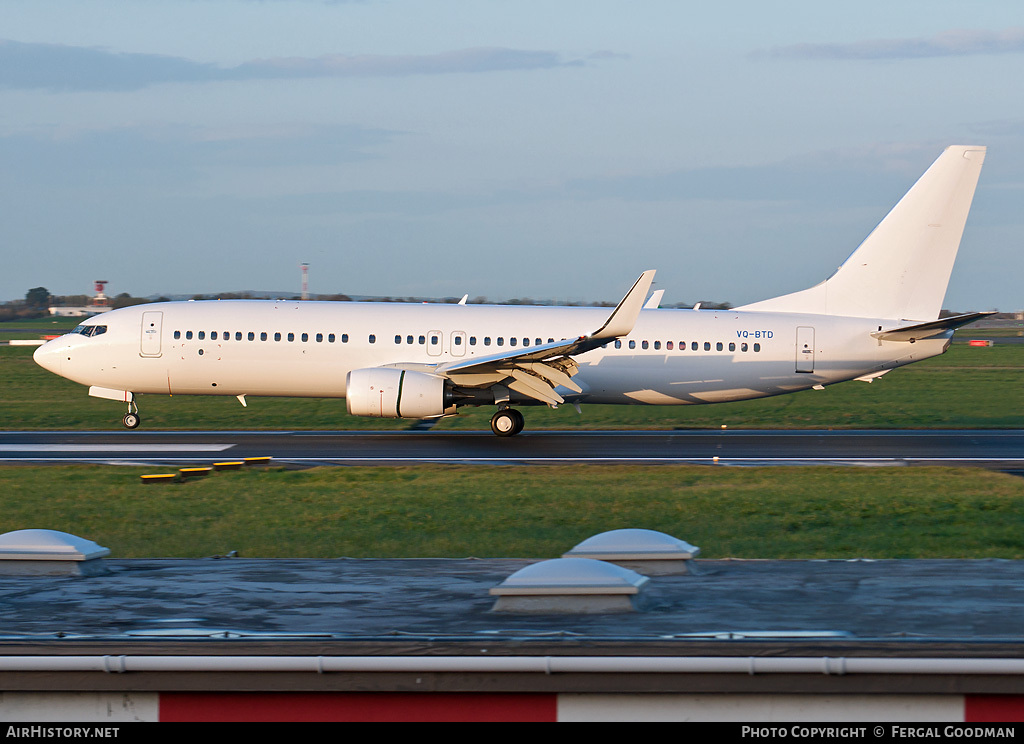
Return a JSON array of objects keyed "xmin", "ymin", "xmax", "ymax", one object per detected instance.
[{"xmin": 71, "ymin": 325, "xmax": 107, "ymax": 337}]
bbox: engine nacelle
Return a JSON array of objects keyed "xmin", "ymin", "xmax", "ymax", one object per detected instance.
[{"xmin": 346, "ymin": 367, "xmax": 450, "ymax": 419}]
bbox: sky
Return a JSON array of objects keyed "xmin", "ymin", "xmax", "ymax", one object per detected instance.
[{"xmin": 2, "ymin": 0, "xmax": 1022, "ymax": 311}]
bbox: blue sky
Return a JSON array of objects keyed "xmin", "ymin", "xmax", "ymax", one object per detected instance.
[{"xmin": 2, "ymin": 0, "xmax": 1022, "ymax": 310}]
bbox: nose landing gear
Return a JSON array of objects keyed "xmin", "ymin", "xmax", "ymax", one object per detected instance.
[
  {"xmin": 122, "ymin": 399, "xmax": 140, "ymax": 429},
  {"xmin": 490, "ymin": 407, "xmax": 524, "ymax": 437}
]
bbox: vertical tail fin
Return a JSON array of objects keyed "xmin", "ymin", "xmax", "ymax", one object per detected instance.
[{"xmin": 738, "ymin": 146, "xmax": 986, "ymax": 320}]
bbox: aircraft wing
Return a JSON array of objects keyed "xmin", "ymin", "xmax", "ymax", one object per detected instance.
[
  {"xmin": 871, "ymin": 311, "xmax": 996, "ymax": 342},
  {"xmin": 423, "ymin": 270, "xmax": 655, "ymax": 407}
]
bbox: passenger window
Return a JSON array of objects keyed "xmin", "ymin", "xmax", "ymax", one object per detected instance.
[
  {"xmin": 741, "ymin": 342, "xmax": 748, "ymax": 352},
  {"xmin": 407, "ymin": 335, "xmax": 413, "ymax": 344},
  {"xmin": 288, "ymin": 332, "xmax": 295, "ymax": 342},
  {"xmin": 470, "ymin": 337, "xmax": 477, "ymax": 346},
  {"xmin": 174, "ymin": 331, "xmax": 181, "ymax": 340},
  {"xmin": 274, "ymin": 332, "xmax": 281, "ymax": 341},
  {"xmin": 430, "ymin": 335, "xmax": 438, "ymax": 345},
  {"xmin": 211, "ymin": 332, "xmax": 218, "ymax": 340},
  {"xmin": 703, "ymin": 342, "xmax": 711, "ymax": 351},
  {"xmin": 729, "ymin": 342, "xmax": 736, "ymax": 351},
  {"xmin": 261, "ymin": 332, "xmax": 268, "ymax": 341},
  {"xmin": 223, "ymin": 331, "xmax": 229, "ymax": 340},
  {"xmin": 198, "ymin": 331, "xmax": 206, "ymax": 340},
  {"xmin": 642, "ymin": 340, "xmax": 649, "ymax": 350},
  {"xmin": 628, "ymin": 340, "xmax": 636, "ymax": 349},
  {"xmin": 510, "ymin": 337, "xmax": 517, "ymax": 347},
  {"xmin": 716, "ymin": 342, "xmax": 723, "ymax": 351},
  {"xmin": 395, "ymin": 335, "xmax": 402, "ymax": 344},
  {"xmin": 484, "ymin": 337, "xmax": 491, "ymax": 346},
  {"xmin": 666, "ymin": 341, "xmax": 673, "ymax": 350},
  {"xmin": 615, "ymin": 340, "xmax": 622, "ymax": 349},
  {"xmin": 302, "ymin": 333, "xmax": 309, "ymax": 342},
  {"xmin": 535, "ymin": 338, "xmax": 542, "ymax": 346},
  {"xmin": 418, "ymin": 335, "xmax": 426, "ymax": 345},
  {"xmin": 367, "ymin": 334, "xmax": 375, "ymax": 344},
  {"xmin": 691, "ymin": 342, "xmax": 698, "ymax": 351},
  {"xmin": 328, "ymin": 334, "xmax": 335, "ymax": 343},
  {"xmin": 753, "ymin": 343, "xmax": 761, "ymax": 352},
  {"xmin": 235, "ymin": 332, "xmax": 242, "ymax": 341},
  {"xmin": 497, "ymin": 338, "xmax": 504, "ymax": 347},
  {"xmin": 316, "ymin": 333, "xmax": 323, "ymax": 343},
  {"xmin": 342, "ymin": 334, "xmax": 349, "ymax": 343},
  {"xmin": 248, "ymin": 332, "xmax": 255, "ymax": 341},
  {"xmin": 454, "ymin": 336, "xmax": 462, "ymax": 345},
  {"xmin": 186, "ymin": 331, "xmax": 193, "ymax": 340},
  {"xmin": 548, "ymin": 338, "xmax": 554, "ymax": 343}
]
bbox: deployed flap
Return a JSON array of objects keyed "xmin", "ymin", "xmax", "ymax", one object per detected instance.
[
  {"xmin": 438, "ymin": 269, "xmax": 655, "ymax": 377},
  {"xmin": 871, "ymin": 311, "xmax": 994, "ymax": 342},
  {"xmin": 432, "ymin": 270, "xmax": 655, "ymax": 406}
]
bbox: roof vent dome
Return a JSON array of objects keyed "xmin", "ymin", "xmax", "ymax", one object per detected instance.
[
  {"xmin": 563, "ymin": 528, "xmax": 700, "ymax": 575},
  {"xmin": 489, "ymin": 558, "xmax": 649, "ymax": 613},
  {"xmin": 0, "ymin": 529, "xmax": 110, "ymax": 576}
]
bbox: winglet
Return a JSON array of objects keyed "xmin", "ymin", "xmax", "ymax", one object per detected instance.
[
  {"xmin": 591, "ymin": 270, "xmax": 656, "ymax": 340},
  {"xmin": 644, "ymin": 289, "xmax": 665, "ymax": 310}
]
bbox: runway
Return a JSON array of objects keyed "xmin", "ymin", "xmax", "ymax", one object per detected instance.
[{"xmin": 2, "ymin": 429, "xmax": 1024, "ymax": 468}]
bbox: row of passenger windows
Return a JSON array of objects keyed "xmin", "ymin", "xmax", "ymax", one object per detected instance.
[
  {"xmin": 174, "ymin": 330, "xmax": 347, "ymax": 343},
  {"xmin": 172, "ymin": 330, "xmax": 561, "ymax": 347},
  {"xmin": 614, "ymin": 339, "xmax": 762, "ymax": 352},
  {"xmin": 172, "ymin": 330, "xmax": 760, "ymax": 353},
  {"xmin": 394, "ymin": 335, "xmax": 557, "ymax": 347}
]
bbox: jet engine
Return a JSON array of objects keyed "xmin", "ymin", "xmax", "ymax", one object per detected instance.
[{"xmin": 346, "ymin": 367, "xmax": 453, "ymax": 418}]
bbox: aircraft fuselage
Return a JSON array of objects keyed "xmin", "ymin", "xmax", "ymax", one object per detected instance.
[{"xmin": 34, "ymin": 300, "xmax": 947, "ymax": 407}]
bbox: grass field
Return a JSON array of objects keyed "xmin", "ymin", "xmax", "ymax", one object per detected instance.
[
  {"xmin": 3, "ymin": 328, "xmax": 1022, "ymax": 561},
  {"xmin": 0, "ymin": 317, "xmax": 78, "ymax": 340},
  {"xmin": 3, "ymin": 340, "xmax": 1022, "ymax": 430},
  {"xmin": 2, "ymin": 464, "xmax": 1022, "ymax": 559}
]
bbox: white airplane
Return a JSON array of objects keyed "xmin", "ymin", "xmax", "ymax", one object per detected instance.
[{"xmin": 34, "ymin": 145, "xmax": 988, "ymax": 436}]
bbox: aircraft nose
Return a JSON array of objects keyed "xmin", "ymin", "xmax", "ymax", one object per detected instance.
[{"xmin": 33, "ymin": 340, "xmax": 63, "ymax": 376}]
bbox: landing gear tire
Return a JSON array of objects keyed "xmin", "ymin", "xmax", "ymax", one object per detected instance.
[
  {"xmin": 123, "ymin": 412, "xmax": 140, "ymax": 429},
  {"xmin": 491, "ymin": 408, "xmax": 524, "ymax": 437}
]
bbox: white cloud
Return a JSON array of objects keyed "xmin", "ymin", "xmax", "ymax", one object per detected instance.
[
  {"xmin": 0, "ymin": 40, "xmax": 587, "ymax": 91},
  {"xmin": 756, "ymin": 27, "xmax": 1024, "ymax": 61}
]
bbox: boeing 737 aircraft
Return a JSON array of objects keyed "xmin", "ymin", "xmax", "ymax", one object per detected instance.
[{"xmin": 34, "ymin": 146, "xmax": 988, "ymax": 436}]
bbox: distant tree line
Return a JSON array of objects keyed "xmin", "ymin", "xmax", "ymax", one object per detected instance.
[
  {"xmin": 0, "ymin": 289, "xmax": 168, "ymax": 322},
  {"xmin": 2, "ymin": 286, "xmax": 737, "ymax": 323}
]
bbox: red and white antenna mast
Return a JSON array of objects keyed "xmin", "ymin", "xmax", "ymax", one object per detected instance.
[
  {"xmin": 93, "ymin": 280, "xmax": 109, "ymax": 307},
  {"xmin": 300, "ymin": 263, "xmax": 309, "ymax": 301}
]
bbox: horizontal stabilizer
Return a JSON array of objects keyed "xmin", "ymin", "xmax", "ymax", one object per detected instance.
[{"xmin": 871, "ymin": 312, "xmax": 995, "ymax": 342}]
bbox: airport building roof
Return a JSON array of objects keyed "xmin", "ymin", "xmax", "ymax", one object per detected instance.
[{"xmin": 1, "ymin": 557, "xmax": 1023, "ymax": 696}]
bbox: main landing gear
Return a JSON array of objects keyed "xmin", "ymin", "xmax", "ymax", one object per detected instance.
[
  {"xmin": 122, "ymin": 399, "xmax": 141, "ymax": 429},
  {"xmin": 490, "ymin": 407, "xmax": 524, "ymax": 437}
]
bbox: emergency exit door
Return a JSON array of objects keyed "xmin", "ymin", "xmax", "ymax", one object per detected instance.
[{"xmin": 796, "ymin": 326, "xmax": 814, "ymax": 373}]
